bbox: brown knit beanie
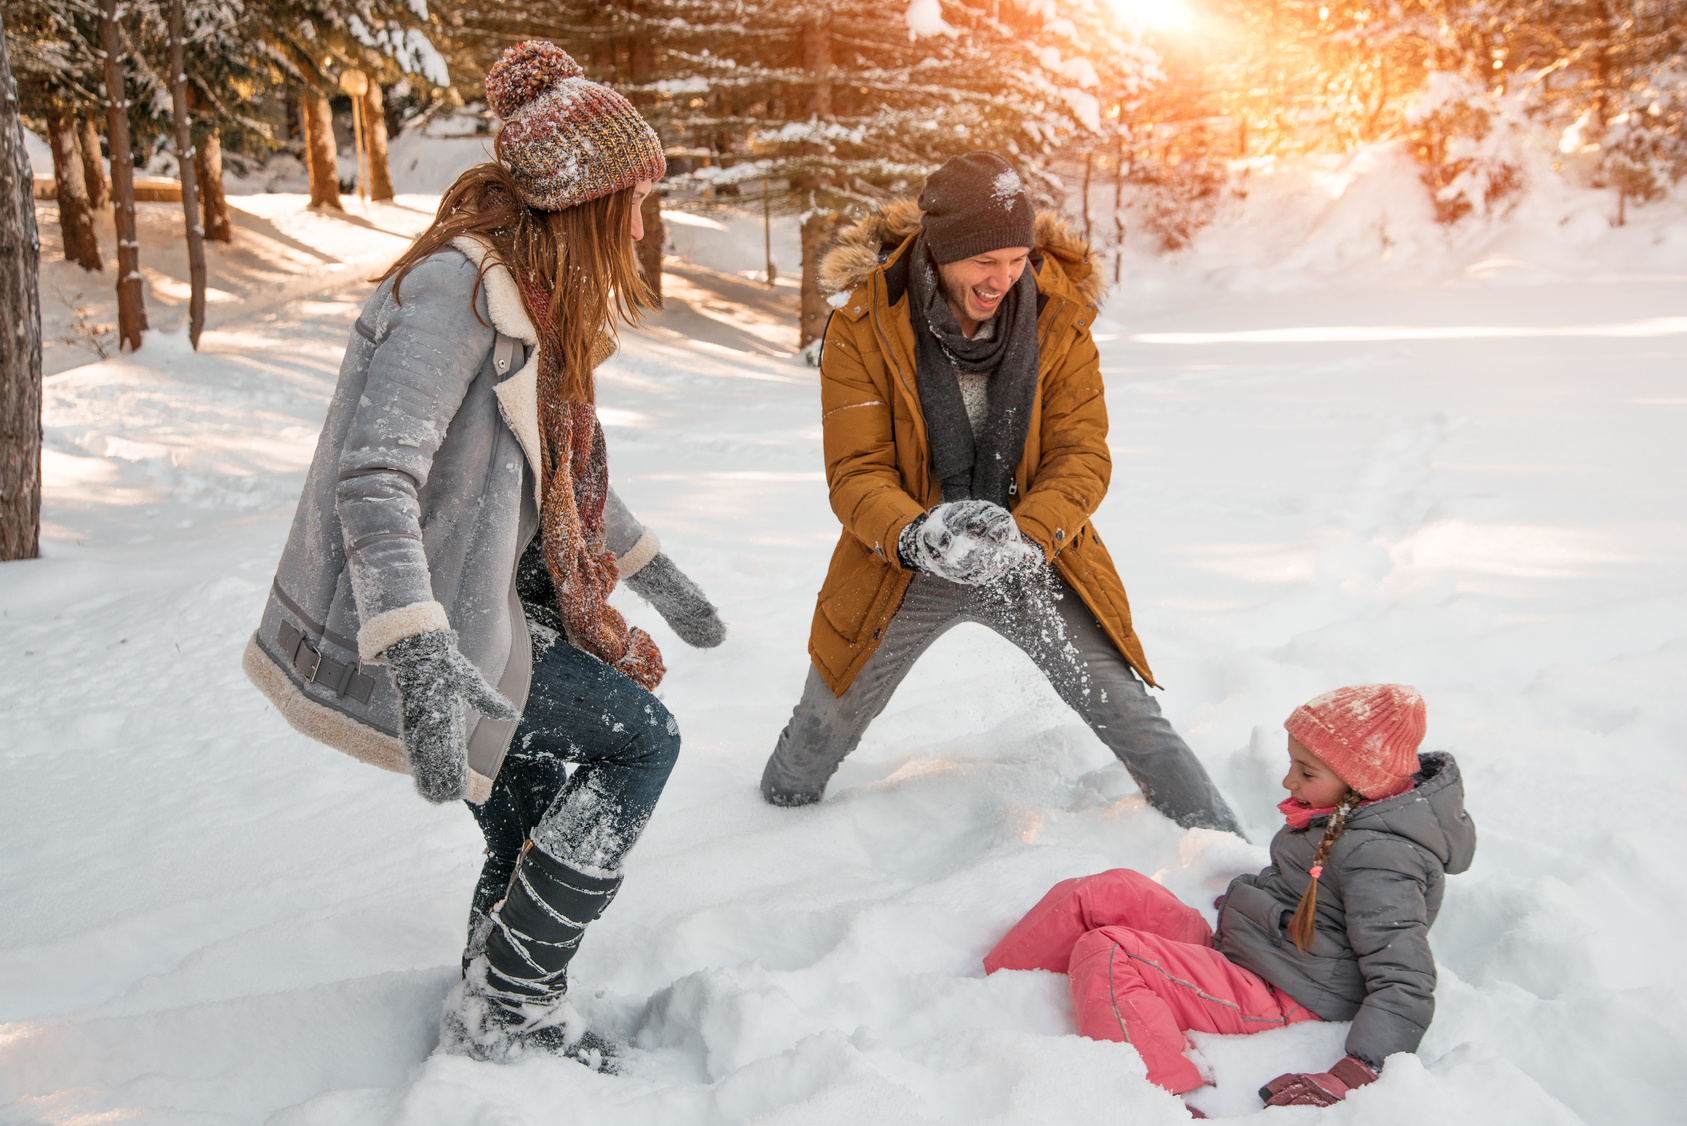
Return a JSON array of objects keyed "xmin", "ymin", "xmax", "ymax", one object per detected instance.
[
  {"xmin": 485, "ymin": 41, "xmax": 666, "ymax": 212},
  {"xmin": 1285, "ymin": 684, "xmax": 1426, "ymax": 799},
  {"xmin": 918, "ymin": 152, "xmax": 1036, "ymax": 264}
]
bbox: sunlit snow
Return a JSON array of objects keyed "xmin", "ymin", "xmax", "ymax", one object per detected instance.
[{"xmin": 4, "ymin": 135, "xmax": 1685, "ymax": 1126}]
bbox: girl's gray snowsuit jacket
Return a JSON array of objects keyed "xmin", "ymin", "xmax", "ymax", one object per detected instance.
[
  {"xmin": 1216, "ymin": 752, "xmax": 1476, "ymax": 1068},
  {"xmin": 243, "ymin": 239, "xmax": 661, "ymax": 804}
]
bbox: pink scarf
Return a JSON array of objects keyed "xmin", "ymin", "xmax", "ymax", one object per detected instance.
[
  {"xmin": 1277, "ymin": 781, "xmax": 1414, "ymax": 830},
  {"xmin": 1277, "ymin": 796, "xmax": 1336, "ymax": 831}
]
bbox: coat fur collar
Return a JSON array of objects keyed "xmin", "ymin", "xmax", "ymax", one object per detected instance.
[
  {"xmin": 450, "ymin": 236, "xmax": 546, "ymax": 509},
  {"xmin": 818, "ymin": 197, "xmax": 1106, "ymax": 307}
]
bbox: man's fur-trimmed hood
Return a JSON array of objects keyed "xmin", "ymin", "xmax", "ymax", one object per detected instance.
[{"xmin": 818, "ymin": 197, "xmax": 1106, "ymax": 307}]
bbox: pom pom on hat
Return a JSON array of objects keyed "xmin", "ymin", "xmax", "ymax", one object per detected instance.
[
  {"xmin": 485, "ymin": 41, "xmax": 584, "ymax": 119},
  {"xmin": 484, "ymin": 40, "xmax": 666, "ymax": 212},
  {"xmin": 1285, "ymin": 684, "xmax": 1426, "ymax": 800}
]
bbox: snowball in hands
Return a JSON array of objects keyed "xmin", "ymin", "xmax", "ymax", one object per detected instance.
[
  {"xmin": 899, "ymin": 500, "xmax": 1042, "ymax": 586},
  {"xmin": 383, "ymin": 629, "xmax": 518, "ymax": 803}
]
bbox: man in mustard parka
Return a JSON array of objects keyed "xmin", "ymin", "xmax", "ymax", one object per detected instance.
[{"xmin": 761, "ymin": 152, "xmax": 1242, "ymax": 835}]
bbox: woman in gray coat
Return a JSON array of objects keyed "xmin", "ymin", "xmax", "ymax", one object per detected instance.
[{"xmin": 244, "ymin": 42, "xmax": 720, "ymax": 1066}]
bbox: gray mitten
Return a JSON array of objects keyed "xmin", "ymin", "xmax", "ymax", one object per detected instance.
[
  {"xmin": 383, "ymin": 629, "xmax": 518, "ymax": 804},
  {"xmin": 623, "ymin": 553, "xmax": 726, "ymax": 649},
  {"xmin": 898, "ymin": 500, "xmax": 1039, "ymax": 586}
]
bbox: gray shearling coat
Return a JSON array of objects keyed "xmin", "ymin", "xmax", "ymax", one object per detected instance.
[
  {"xmin": 244, "ymin": 238, "xmax": 661, "ymax": 803},
  {"xmin": 1216, "ymin": 752, "xmax": 1476, "ymax": 1067}
]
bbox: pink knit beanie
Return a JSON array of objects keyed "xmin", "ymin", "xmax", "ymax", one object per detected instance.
[
  {"xmin": 1284, "ymin": 684, "xmax": 1426, "ymax": 799},
  {"xmin": 485, "ymin": 41, "xmax": 666, "ymax": 212}
]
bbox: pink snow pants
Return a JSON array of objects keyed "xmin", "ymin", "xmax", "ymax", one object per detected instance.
[{"xmin": 984, "ymin": 869, "xmax": 1318, "ymax": 1094}]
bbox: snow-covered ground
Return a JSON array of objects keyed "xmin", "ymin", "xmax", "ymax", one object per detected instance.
[{"xmin": 3, "ymin": 165, "xmax": 1685, "ymax": 1124}]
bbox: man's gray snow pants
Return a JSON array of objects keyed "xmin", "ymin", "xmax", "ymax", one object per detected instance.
[{"xmin": 761, "ymin": 570, "xmax": 1244, "ymax": 835}]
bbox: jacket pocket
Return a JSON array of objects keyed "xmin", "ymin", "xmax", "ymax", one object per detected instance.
[
  {"xmin": 817, "ymin": 535, "xmax": 894, "ymax": 643},
  {"xmin": 1220, "ymin": 879, "xmax": 1291, "ymax": 948}
]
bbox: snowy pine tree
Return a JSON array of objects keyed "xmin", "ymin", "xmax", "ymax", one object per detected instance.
[{"xmin": 434, "ymin": 0, "xmax": 1160, "ymax": 340}]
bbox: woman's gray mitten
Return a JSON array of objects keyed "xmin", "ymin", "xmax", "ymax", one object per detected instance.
[
  {"xmin": 623, "ymin": 553, "xmax": 726, "ymax": 648},
  {"xmin": 383, "ymin": 629, "xmax": 518, "ymax": 804}
]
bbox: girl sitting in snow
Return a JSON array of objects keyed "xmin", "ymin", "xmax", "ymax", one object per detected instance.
[{"xmin": 984, "ymin": 684, "xmax": 1476, "ymax": 1111}]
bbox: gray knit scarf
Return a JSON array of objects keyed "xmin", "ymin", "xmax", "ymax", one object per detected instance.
[{"xmin": 907, "ymin": 233, "xmax": 1040, "ymax": 510}]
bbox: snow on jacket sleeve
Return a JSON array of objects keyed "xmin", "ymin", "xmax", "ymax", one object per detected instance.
[
  {"xmin": 820, "ymin": 310, "xmax": 926, "ymax": 565},
  {"xmin": 1339, "ymin": 836, "xmax": 1438, "ymax": 1067},
  {"xmin": 1011, "ymin": 322, "xmax": 1109, "ymax": 562},
  {"xmin": 337, "ymin": 253, "xmax": 497, "ymax": 660}
]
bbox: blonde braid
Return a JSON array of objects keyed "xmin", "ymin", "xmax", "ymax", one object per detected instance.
[{"xmin": 1288, "ymin": 792, "xmax": 1357, "ymax": 952}]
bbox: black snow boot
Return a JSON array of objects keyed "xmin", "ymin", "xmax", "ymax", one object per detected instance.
[
  {"xmin": 440, "ymin": 841, "xmax": 623, "ymax": 1069},
  {"xmin": 481, "ymin": 841, "xmax": 623, "ymax": 1004}
]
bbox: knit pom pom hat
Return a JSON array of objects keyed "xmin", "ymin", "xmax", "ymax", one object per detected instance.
[
  {"xmin": 485, "ymin": 41, "xmax": 666, "ymax": 212},
  {"xmin": 1285, "ymin": 684, "xmax": 1426, "ymax": 799}
]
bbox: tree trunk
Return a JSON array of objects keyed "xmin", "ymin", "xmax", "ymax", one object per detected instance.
[
  {"xmin": 44, "ymin": 100, "xmax": 102, "ymax": 271},
  {"xmin": 195, "ymin": 125, "xmax": 231, "ymax": 242},
  {"xmin": 799, "ymin": 208, "xmax": 840, "ymax": 351},
  {"xmin": 339, "ymin": 71, "xmax": 370, "ymax": 201},
  {"xmin": 627, "ymin": 2, "xmax": 653, "ymax": 87},
  {"xmin": 629, "ymin": 38, "xmax": 654, "ymax": 89},
  {"xmin": 590, "ymin": 36, "xmax": 615, "ymax": 74},
  {"xmin": 302, "ymin": 91, "xmax": 342, "ymax": 210},
  {"xmin": 1081, "ymin": 150, "xmax": 1092, "ymax": 243},
  {"xmin": 100, "ymin": 0, "xmax": 146, "ymax": 351},
  {"xmin": 801, "ymin": 11, "xmax": 833, "ymax": 117},
  {"xmin": 762, "ymin": 177, "xmax": 776, "ymax": 286},
  {"xmin": 382, "ymin": 87, "xmax": 401, "ymax": 143},
  {"xmin": 79, "ymin": 111, "xmax": 109, "ymax": 211},
  {"xmin": 362, "ymin": 83, "xmax": 393, "ymax": 201},
  {"xmin": 1113, "ymin": 136, "xmax": 1126, "ymax": 285},
  {"xmin": 1, "ymin": 15, "xmax": 44, "ymax": 561},
  {"xmin": 167, "ymin": 0, "xmax": 206, "ymax": 349},
  {"xmin": 636, "ymin": 187, "xmax": 663, "ymax": 307}
]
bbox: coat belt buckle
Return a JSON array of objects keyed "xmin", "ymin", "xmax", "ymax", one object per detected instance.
[
  {"xmin": 294, "ymin": 640, "xmax": 324, "ymax": 682},
  {"xmin": 279, "ymin": 618, "xmax": 368, "ymax": 701},
  {"xmin": 280, "ymin": 619, "xmax": 323, "ymax": 680}
]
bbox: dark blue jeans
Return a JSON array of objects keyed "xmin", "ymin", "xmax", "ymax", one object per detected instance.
[{"xmin": 467, "ymin": 634, "xmax": 681, "ymax": 933}]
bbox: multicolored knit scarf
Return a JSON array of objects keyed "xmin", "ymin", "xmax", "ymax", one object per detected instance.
[{"xmin": 519, "ymin": 275, "xmax": 664, "ymax": 690}]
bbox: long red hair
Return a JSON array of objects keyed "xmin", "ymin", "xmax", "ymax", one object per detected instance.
[{"xmin": 378, "ymin": 162, "xmax": 652, "ymax": 403}]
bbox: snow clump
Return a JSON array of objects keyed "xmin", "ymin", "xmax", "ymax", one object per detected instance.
[{"xmin": 993, "ymin": 169, "xmax": 1024, "ymax": 209}]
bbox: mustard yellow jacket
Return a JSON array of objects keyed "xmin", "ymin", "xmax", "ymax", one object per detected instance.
[{"xmin": 808, "ymin": 200, "xmax": 1155, "ymax": 696}]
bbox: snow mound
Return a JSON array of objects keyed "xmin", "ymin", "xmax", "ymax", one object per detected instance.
[{"xmin": 1082, "ymin": 143, "xmax": 1687, "ymax": 312}]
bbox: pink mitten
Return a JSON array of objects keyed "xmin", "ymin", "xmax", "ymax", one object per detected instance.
[{"xmin": 1259, "ymin": 1055, "xmax": 1378, "ymax": 1107}]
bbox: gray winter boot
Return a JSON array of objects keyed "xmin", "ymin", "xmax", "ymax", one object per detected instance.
[{"xmin": 439, "ymin": 840, "xmax": 624, "ymax": 1070}]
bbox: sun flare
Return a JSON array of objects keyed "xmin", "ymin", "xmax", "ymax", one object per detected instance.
[{"xmin": 1106, "ymin": 0, "xmax": 1194, "ymax": 31}]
